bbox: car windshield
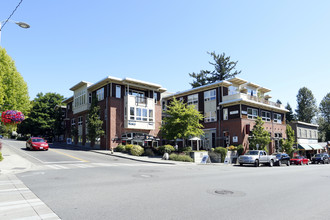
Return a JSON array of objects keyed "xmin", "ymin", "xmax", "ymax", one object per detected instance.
[
  {"xmin": 274, "ymin": 154, "xmax": 282, "ymax": 158},
  {"xmin": 32, "ymin": 138, "xmax": 45, "ymax": 143},
  {"xmin": 315, "ymin": 154, "xmax": 322, "ymax": 157},
  {"xmin": 245, "ymin": 151, "xmax": 259, "ymax": 155},
  {"xmin": 293, "ymin": 156, "xmax": 302, "ymax": 159}
]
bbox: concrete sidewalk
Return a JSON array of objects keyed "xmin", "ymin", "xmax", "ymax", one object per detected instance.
[{"xmin": 0, "ymin": 144, "xmax": 60, "ymax": 220}]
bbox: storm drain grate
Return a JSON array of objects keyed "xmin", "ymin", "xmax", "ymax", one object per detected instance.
[{"xmin": 207, "ymin": 189, "xmax": 246, "ymax": 197}]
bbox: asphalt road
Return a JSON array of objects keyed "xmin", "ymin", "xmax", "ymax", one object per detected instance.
[{"xmin": 4, "ymin": 139, "xmax": 330, "ymax": 220}]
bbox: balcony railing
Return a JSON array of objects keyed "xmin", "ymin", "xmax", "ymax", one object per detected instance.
[{"xmin": 222, "ymin": 93, "xmax": 284, "ymax": 109}]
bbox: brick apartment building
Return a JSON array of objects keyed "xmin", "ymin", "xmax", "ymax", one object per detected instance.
[
  {"xmin": 63, "ymin": 76, "xmax": 166, "ymax": 150},
  {"xmin": 162, "ymin": 77, "xmax": 289, "ymax": 154}
]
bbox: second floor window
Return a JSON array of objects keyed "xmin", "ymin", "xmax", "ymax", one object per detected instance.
[
  {"xmin": 205, "ymin": 111, "xmax": 216, "ymax": 122},
  {"xmin": 247, "ymin": 108, "xmax": 258, "ymax": 119},
  {"xmin": 71, "ymin": 118, "xmax": 75, "ymax": 126},
  {"xmin": 188, "ymin": 94, "xmax": 198, "ymax": 110},
  {"xmin": 78, "ymin": 116, "xmax": 83, "ymax": 126},
  {"xmin": 204, "ymin": 89, "xmax": 216, "ymax": 101},
  {"xmin": 261, "ymin": 111, "xmax": 271, "ymax": 122},
  {"xmin": 97, "ymin": 88, "xmax": 104, "ymax": 101},
  {"xmin": 274, "ymin": 113, "xmax": 282, "ymax": 124},
  {"xmin": 223, "ymin": 108, "xmax": 228, "ymax": 120}
]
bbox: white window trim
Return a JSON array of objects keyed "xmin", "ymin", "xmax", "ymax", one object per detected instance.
[
  {"xmin": 273, "ymin": 113, "xmax": 282, "ymax": 124},
  {"xmin": 223, "ymin": 108, "xmax": 228, "ymax": 120},
  {"xmin": 247, "ymin": 108, "xmax": 258, "ymax": 119},
  {"xmin": 97, "ymin": 88, "xmax": 104, "ymax": 101},
  {"xmin": 116, "ymin": 85, "xmax": 121, "ymax": 98},
  {"xmin": 205, "ymin": 111, "xmax": 216, "ymax": 122},
  {"xmin": 204, "ymin": 89, "xmax": 216, "ymax": 102},
  {"xmin": 261, "ymin": 111, "xmax": 271, "ymax": 122}
]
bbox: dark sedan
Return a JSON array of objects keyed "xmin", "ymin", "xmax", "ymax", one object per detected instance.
[
  {"xmin": 273, "ymin": 153, "xmax": 291, "ymax": 166},
  {"xmin": 311, "ymin": 153, "xmax": 329, "ymax": 164}
]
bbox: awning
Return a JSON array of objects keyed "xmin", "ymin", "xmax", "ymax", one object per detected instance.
[
  {"xmin": 309, "ymin": 144, "xmax": 324, "ymax": 150},
  {"xmin": 298, "ymin": 144, "xmax": 313, "ymax": 150},
  {"xmin": 189, "ymin": 137, "xmax": 201, "ymax": 141}
]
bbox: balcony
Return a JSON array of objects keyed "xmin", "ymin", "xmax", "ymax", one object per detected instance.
[{"xmin": 222, "ymin": 93, "xmax": 284, "ymax": 109}]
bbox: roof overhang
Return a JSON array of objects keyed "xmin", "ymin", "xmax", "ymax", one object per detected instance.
[
  {"xmin": 164, "ymin": 80, "xmax": 231, "ymax": 99},
  {"xmin": 63, "ymin": 96, "xmax": 73, "ymax": 104},
  {"xmin": 220, "ymin": 99, "xmax": 289, "ymax": 113},
  {"xmin": 227, "ymin": 77, "xmax": 248, "ymax": 85},
  {"xmin": 258, "ymin": 87, "xmax": 271, "ymax": 93},
  {"xmin": 70, "ymin": 81, "xmax": 93, "ymax": 91}
]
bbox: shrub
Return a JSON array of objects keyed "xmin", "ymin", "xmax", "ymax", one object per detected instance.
[
  {"xmin": 124, "ymin": 144, "xmax": 134, "ymax": 153},
  {"xmin": 227, "ymin": 145, "xmax": 237, "ymax": 151},
  {"xmin": 158, "ymin": 145, "xmax": 175, "ymax": 154},
  {"xmin": 130, "ymin": 145, "xmax": 144, "ymax": 156},
  {"xmin": 169, "ymin": 153, "xmax": 193, "ymax": 162},
  {"xmin": 181, "ymin": 146, "xmax": 192, "ymax": 152},
  {"xmin": 115, "ymin": 144, "xmax": 126, "ymax": 152},
  {"xmin": 0, "ymin": 152, "xmax": 3, "ymax": 161},
  {"xmin": 237, "ymin": 145, "xmax": 244, "ymax": 156},
  {"xmin": 144, "ymin": 148, "xmax": 155, "ymax": 157},
  {"xmin": 214, "ymin": 147, "xmax": 228, "ymax": 163}
]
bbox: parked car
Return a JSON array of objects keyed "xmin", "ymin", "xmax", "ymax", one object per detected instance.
[
  {"xmin": 290, "ymin": 156, "xmax": 309, "ymax": 165},
  {"xmin": 311, "ymin": 153, "xmax": 329, "ymax": 164},
  {"xmin": 238, "ymin": 150, "xmax": 276, "ymax": 167},
  {"xmin": 26, "ymin": 137, "xmax": 49, "ymax": 151},
  {"xmin": 273, "ymin": 153, "xmax": 291, "ymax": 166},
  {"xmin": 0, "ymin": 135, "xmax": 3, "ymax": 139}
]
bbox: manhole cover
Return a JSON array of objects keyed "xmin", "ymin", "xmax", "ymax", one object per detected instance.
[{"xmin": 207, "ymin": 189, "xmax": 246, "ymax": 197}]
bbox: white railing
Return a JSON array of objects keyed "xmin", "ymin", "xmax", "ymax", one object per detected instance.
[{"xmin": 222, "ymin": 93, "xmax": 284, "ymax": 109}]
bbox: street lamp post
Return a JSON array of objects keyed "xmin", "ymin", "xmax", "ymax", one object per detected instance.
[{"xmin": 0, "ymin": 20, "xmax": 30, "ymax": 45}]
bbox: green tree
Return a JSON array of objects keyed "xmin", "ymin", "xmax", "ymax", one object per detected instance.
[
  {"xmin": 248, "ymin": 117, "xmax": 271, "ymax": 152},
  {"xmin": 161, "ymin": 98, "xmax": 204, "ymax": 148},
  {"xmin": 189, "ymin": 52, "xmax": 241, "ymax": 88},
  {"xmin": 87, "ymin": 94, "xmax": 104, "ymax": 147},
  {"xmin": 319, "ymin": 93, "xmax": 330, "ymax": 141},
  {"xmin": 280, "ymin": 125, "xmax": 295, "ymax": 156},
  {"xmin": 285, "ymin": 103, "xmax": 295, "ymax": 122},
  {"xmin": 17, "ymin": 93, "xmax": 64, "ymax": 138},
  {"xmin": 295, "ymin": 87, "xmax": 317, "ymax": 123},
  {"xmin": 0, "ymin": 47, "xmax": 31, "ymax": 115}
]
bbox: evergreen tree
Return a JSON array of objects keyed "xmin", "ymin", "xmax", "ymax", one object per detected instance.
[
  {"xmin": 87, "ymin": 94, "xmax": 104, "ymax": 147},
  {"xmin": 248, "ymin": 117, "xmax": 271, "ymax": 152},
  {"xmin": 161, "ymin": 98, "xmax": 204, "ymax": 148},
  {"xmin": 189, "ymin": 52, "xmax": 241, "ymax": 88},
  {"xmin": 295, "ymin": 87, "xmax": 317, "ymax": 123},
  {"xmin": 0, "ymin": 47, "xmax": 31, "ymax": 115},
  {"xmin": 285, "ymin": 103, "xmax": 295, "ymax": 122},
  {"xmin": 280, "ymin": 125, "xmax": 295, "ymax": 156},
  {"xmin": 319, "ymin": 93, "xmax": 330, "ymax": 141}
]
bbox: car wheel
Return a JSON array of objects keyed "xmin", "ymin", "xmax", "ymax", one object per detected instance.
[
  {"xmin": 239, "ymin": 163, "xmax": 243, "ymax": 166},
  {"xmin": 254, "ymin": 160, "xmax": 259, "ymax": 167},
  {"xmin": 278, "ymin": 160, "xmax": 281, "ymax": 166},
  {"xmin": 306, "ymin": 161, "xmax": 309, "ymax": 165},
  {"xmin": 269, "ymin": 160, "xmax": 273, "ymax": 167},
  {"xmin": 287, "ymin": 160, "xmax": 290, "ymax": 166}
]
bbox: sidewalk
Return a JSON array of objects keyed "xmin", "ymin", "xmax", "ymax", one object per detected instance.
[{"xmin": 0, "ymin": 144, "xmax": 60, "ymax": 220}]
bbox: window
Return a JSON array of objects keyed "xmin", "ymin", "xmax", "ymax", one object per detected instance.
[
  {"xmin": 309, "ymin": 130, "xmax": 312, "ymax": 138},
  {"xmin": 304, "ymin": 129, "xmax": 307, "ymax": 138},
  {"xmin": 205, "ymin": 111, "xmax": 216, "ymax": 122},
  {"xmin": 179, "ymin": 97, "xmax": 183, "ymax": 102},
  {"xmin": 247, "ymin": 108, "xmax": 258, "ymax": 119},
  {"xmin": 74, "ymin": 90, "xmax": 86, "ymax": 108},
  {"xmin": 116, "ymin": 85, "xmax": 121, "ymax": 98},
  {"xmin": 67, "ymin": 104, "xmax": 70, "ymax": 110},
  {"xmin": 136, "ymin": 108, "xmax": 142, "ymax": 121},
  {"xmin": 228, "ymin": 86, "xmax": 238, "ymax": 95},
  {"xmin": 248, "ymin": 88, "xmax": 257, "ymax": 96},
  {"xmin": 149, "ymin": 109, "xmax": 153, "ymax": 122},
  {"xmin": 88, "ymin": 93, "xmax": 92, "ymax": 104},
  {"xmin": 154, "ymin": 92, "xmax": 158, "ymax": 103},
  {"xmin": 71, "ymin": 118, "xmax": 75, "ymax": 126},
  {"xmin": 162, "ymin": 101, "xmax": 166, "ymax": 111},
  {"xmin": 273, "ymin": 113, "xmax": 282, "ymax": 124},
  {"xmin": 96, "ymin": 88, "xmax": 104, "ymax": 101},
  {"xmin": 78, "ymin": 116, "xmax": 83, "ymax": 126},
  {"xmin": 130, "ymin": 107, "xmax": 135, "ymax": 120},
  {"xmin": 204, "ymin": 89, "xmax": 216, "ymax": 101},
  {"xmin": 223, "ymin": 108, "xmax": 228, "ymax": 120},
  {"xmin": 261, "ymin": 111, "xmax": 271, "ymax": 122},
  {"xmin": 187, "ymin": 94, "xmax": 198, "ymax": 107},
  {"xmin": 298, "ymin": 128, "xmax": 301, "ymax": 138},
  {"xmin": 142, "ymin": 109, "xmax": 148, "ymax": 121},
  {"xmin": 129, "ymin": 89, "xmax": 144, "ymax": 97},
  {"xmin": 314, "ymin": 131, "xmax": 317, "ymax": 139}
]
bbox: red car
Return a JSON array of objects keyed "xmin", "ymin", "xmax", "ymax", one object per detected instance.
[
  {"xmin": 290, "ymin": 156, "xmax": 309, "ymax": 165},
  {"xmin": 26, "ymin": 137, "xmax": 49, "ymax": 151}
]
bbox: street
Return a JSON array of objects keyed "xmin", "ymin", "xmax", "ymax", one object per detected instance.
[{"xmin": 1, "ymin": 139, "xmax": 330, "ymax": 220}]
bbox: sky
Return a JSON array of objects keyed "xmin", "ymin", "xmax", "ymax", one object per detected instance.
[{"xmin": 1, "ymin": 0, "xmax": 329, "ymax": 110}]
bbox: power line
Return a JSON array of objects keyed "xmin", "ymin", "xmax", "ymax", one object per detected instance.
[{"xmin": 0, "ymin": 0, "xmax": 24, "ymax": 31}]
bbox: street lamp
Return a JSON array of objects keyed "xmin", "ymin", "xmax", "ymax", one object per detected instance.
[{"xmin": 0, "ymin": 20, "xmax": 30, "ymax": 45}]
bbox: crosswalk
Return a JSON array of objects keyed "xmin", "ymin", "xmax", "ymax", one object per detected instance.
[{"xmin": 40, "ymin": 162, "xmax": 174, "ymax": 170}]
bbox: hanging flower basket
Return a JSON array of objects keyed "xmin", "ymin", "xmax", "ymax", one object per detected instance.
[{"xmin": 1, "ymin": 110, "xmax": 25, "ymax": 125}]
